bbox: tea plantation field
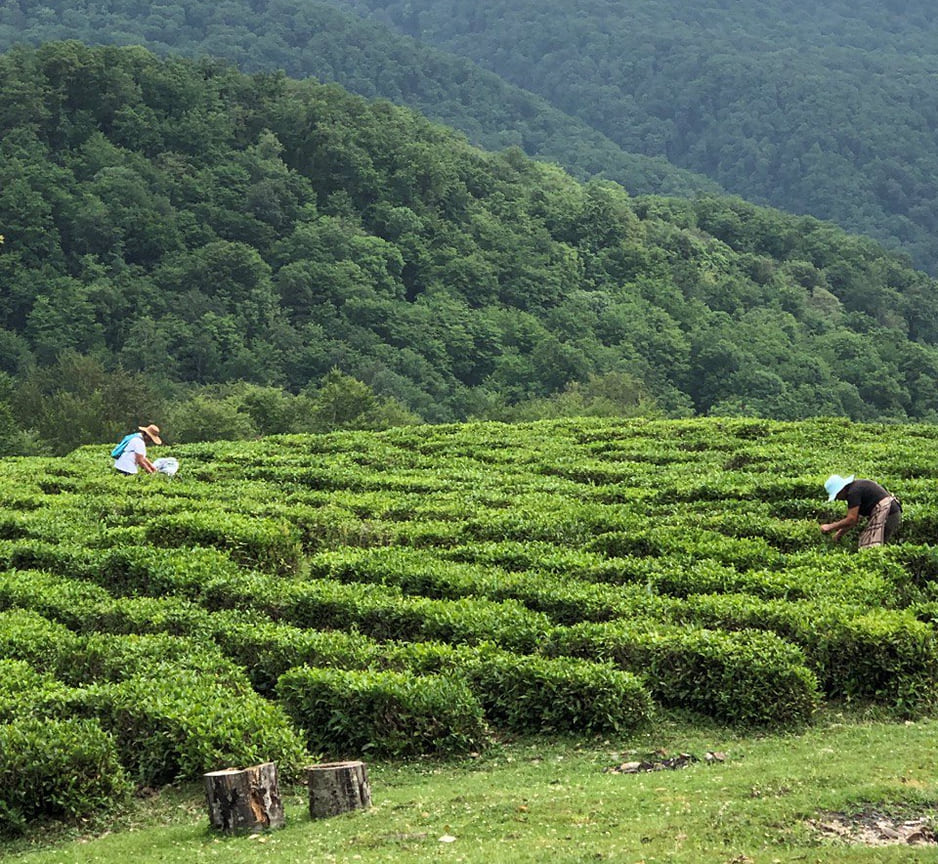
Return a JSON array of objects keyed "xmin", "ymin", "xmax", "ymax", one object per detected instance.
[{"xmin": 2, "ymin": 416, "xmax": 938, "ymax": 835}]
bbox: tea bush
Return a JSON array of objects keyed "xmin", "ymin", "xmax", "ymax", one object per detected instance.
[
  {"xmin": 0, "ymin": 718, "xmax": 131, "ymax": 836},
  {"xmin": 0, "ymin": 659, "xmax": 70, "ymax": 723},
  {"xmin": 73, "ymin": 671, "xmax": 309, "ymax": 785},
  {"xmin": 212, "ymin": 616, "xmax": 382, "ymax": 694},
  {"xmin": 551, "ymin": 621, "xmax": 820, "ymax": 726},
  {"xmin": 0, "ymin": 608, "xmax": 79, "ymax": 668},
  {"xmin": 145, "ymin": 512, "xmax": 303, "ymax": 575},
  {"xmin": 277, "ymin": 666, "xmax": 489, "ymax": 757},
  {"xmin": 56, "ymin": 633, "xmax": 251, "ymax": 690},
  {"xmin": 461, "ymin": 650, "xmax": 654, "ymax": 735},
  {"xmin": 3, "ymin": 414, "xmax": 938, "ymax": 831}
]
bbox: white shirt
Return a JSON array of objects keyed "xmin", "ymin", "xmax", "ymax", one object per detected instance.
[{"xmin": 114, "ymin": 434, "xmax": 145, "ymax": 474}]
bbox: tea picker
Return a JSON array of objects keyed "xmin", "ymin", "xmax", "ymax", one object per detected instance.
[
  {"xmin": 820, "ymin": 474, "xmax": 901, "ymax": 549},
  {"xmin": 111, "ymin": 424, "xmax": 174, "ymax": 477}
]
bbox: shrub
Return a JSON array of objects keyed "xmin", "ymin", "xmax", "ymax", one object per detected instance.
[
  {"xmin": 347, "ymin": 593, "xmax": 553, "ymax": 651},
  {"xmin": 588, "ymin": 527, "xmax": 779, "ymax": 569},
  {"xmin": 144, "ymin": 512, "xmax": 302, "ymax": 576},
  {"xmin": 211, "ymin": 616, "xmax": 381, "ymax": 694},
  {"xmin": 812, "ymin": 611, "xmax": 938, "ymax": 713},
  {"xmin": 375, "ymin": 641, "xmax": 653, "ymax": 735},
  {"xmin": 56, "ymin": 632, "xmax": 252, "ymax": 691},
  {"xmin": 0, "ymin": 580, "xmax": 216, "ymax": 641},
  {"xmin": 290, "ymin": 503, "xmax": 393, "ymax": 552},
  {"xmin": 0, "ymin": 608, "xmax": 79, "ymax": 668},
  {"xmin": 309, "ymin": 546, "xmax": 638, "ymax": 623},
  {"xmin": 0, "ymin": 659, "xmax": 70, "ymax": 723},
  {"xmin": 89, "ymin": 545, "xmax": 243, "ymax": 598},
  {"xmin": 276, "ymin": 666, "xmax": 489, "ymax": 758},
  {"xmin": 75, "ymin": 671, "xmax": 309, "ymax": 785},
  {"xmin": 551, "ymin": 621, "xmax": 819, "ymax": 726},
  {"xmin": 887, "ymin": 544, "xmax": 938, "ymax": 589},
  {"xmin": 0, "ymin": 538, "xmax": 92, "ymax": 574},
  {"xmin": 651, "ymin": 592, "xmax": 938, "ymax": 711},
  {"xmin": 0, "ymin": 718, "xmax": 131, "ymax": 836},
  {"xmin": 464, "ymin": 651, "xmax": 653, "ymax": 735},
  {"xmin": 85, "ymin": 596, "xmax": 217, "ymax": 639},
  {"xmin": 0, "ymin": 569, "xmax": 114, "ymax": 631},
  {"xmin": 202, "ymin": 574, "xmax": 554, "ymax": 652}
]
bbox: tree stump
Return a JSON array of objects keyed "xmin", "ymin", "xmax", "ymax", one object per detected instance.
[
  {"xmin": 307, "ymin": 761, "xmax": 372, "ymax": 818},
  {"xmin": 204, "ymin": 762, "xmax": 285, "ymax": 833}
]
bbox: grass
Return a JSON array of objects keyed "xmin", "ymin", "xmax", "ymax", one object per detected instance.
[{"xmin": 5, "ymin": 709, "xmax": 938, "ymax": 864}]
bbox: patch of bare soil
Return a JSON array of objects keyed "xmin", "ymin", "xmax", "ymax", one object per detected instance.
[
  {"xmin": 604, "ymin": 749, "xmax": 725, "ymax": 773},
  {"xmin": 809, "ymin": 809, "xmax": 938, "ymax": 846}
]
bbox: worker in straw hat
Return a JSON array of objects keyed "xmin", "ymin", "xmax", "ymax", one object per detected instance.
[
  {"xmin": 820, "ymin": 474, "xmax": 901, "ymax": 549},
  {"xmin": 113, "ymin": 424, "xmax": 162, "ymax": 476}
]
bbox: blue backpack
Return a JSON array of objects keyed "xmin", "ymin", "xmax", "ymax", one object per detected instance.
[{"xmin": 110, "ymin": 433, "xmax": 137, "ymax": 459}]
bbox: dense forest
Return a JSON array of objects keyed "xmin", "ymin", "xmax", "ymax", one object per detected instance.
[
  {"xmin": 2, "ymin": 43, "xmax": 938, "ymax": 456},
  {"xmin": 0, "ymin": 0, "xmax": 722, "ymax": 199},
  {"xmin": 2, "ymin": 1, "xmax": 938, "ymax": 274},
  {"xmin": 336, "ymin": 0, "xmax": 938, "ymax": 274}
]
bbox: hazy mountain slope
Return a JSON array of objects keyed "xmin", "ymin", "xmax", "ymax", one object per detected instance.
[
  {"xmin": 329, "ymin": 0, "xmax": 938, "ymax": 274},
  {"xmin": 0, "ymin": 0, "xmax": 721, "ymax": 198}
]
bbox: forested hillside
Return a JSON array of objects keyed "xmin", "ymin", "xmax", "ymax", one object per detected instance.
[
  {"xmin": 335, "ymin": 0, "xmax": 938, "ymax": 274},
  {"xmin": 0, "ymin": 0, "xmax": 722, "ymax": 199},
  {"xmin": 2, "ymin": 1, "xmax": 937, "ymax": 275},
  {"xmin": 2, "ymin": 43, "xmax": 938, "ymax": 457}
]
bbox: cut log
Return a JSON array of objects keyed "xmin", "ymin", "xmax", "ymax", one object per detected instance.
[
  {"xmin": 307, "ymin": 760, "xmax": 372, "ymax": 818},
  {"xmin": 204, "ymin": 762, "xmax": 284, "ymax": 833}
]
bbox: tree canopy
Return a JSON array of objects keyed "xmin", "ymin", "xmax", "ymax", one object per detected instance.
[
  {"xmin": 1, "ymin": 43, "xmax": 938, "ymax": 454},
  {"xmin": 335, "ymin": 0, "xmax": 938, "ymax": 274},
  {"xmin": 0, "ymin": 0, "xmax": 721, "ymax": 200},
  {"xmin": 3, "ymin": 1, "xmax": 938, "ymax": 274}
]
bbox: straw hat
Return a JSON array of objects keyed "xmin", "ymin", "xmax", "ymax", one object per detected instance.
[{"xmin": 139, "ymin": 424, "xmax": 162, "ymax": 445}]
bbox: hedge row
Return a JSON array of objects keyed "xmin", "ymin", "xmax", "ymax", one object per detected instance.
[
  {"xmin": 549, "ymin": 621, "xmax": 820, "ymax": 727},
  {"xmin": 144, "ymin": 512, "xmax": 303, "ymax": 576},
  {"xmin": 277, "ymin": 667, "xmax": 489, "ymax": 758},
  {"xmin": 437, "ymin": 541, "xmax": 908, "ymax": 606},
  {"xmin": 68, "ymin": 672, "xmax": 308, "ymax": 786},
  {"xmin": 587, "ymin": 526, "xmax": 782, "ymax": 570},
  {"xmin": 0, "ymin": 719, "xmax": 131, "ymax": 836},
  {"xmin": 0, "ymin": 610, "xmax": 309, "ymax": 786}
]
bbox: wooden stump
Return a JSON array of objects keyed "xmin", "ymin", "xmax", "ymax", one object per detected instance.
[
  {"xmin": 204, "ymin": 762, "xmax": 285, "ymax": 833},
  {"xmin": 307, "ymin": 760, "xmax": 372, "ymax": 818}
]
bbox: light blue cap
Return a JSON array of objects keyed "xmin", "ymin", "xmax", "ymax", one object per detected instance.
[{"xmin": 824, "ymin": 474, "xmax": 855, "ymax": 501}]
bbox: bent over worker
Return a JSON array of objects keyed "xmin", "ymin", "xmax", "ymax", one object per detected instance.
[
  {"xmin": 113, "ymin": 424, "xmax": 162, "ymax": 476},
  {"xmin": 820, "ymin": 474, "xmax": 901, "ymax": 549}
]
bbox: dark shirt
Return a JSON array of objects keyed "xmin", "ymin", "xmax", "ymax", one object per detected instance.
[{"xmin": 844, "ymin": 479, "xmax": 900, "ymax": 517}]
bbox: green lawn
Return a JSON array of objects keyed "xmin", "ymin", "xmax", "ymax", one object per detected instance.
[{"xmin": 6, "ymin": 712, "xmax": 938, "ymax": 863}]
